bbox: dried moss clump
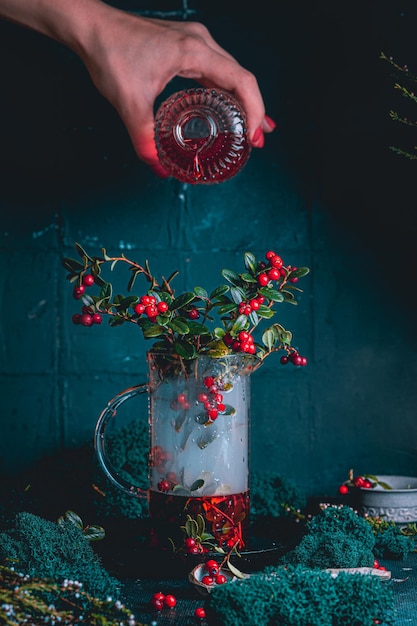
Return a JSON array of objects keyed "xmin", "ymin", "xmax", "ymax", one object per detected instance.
[
  {"xmin": 0, "ymin": 512, "xmax": 119, "ymax": 598},
  {"xmin": 282, "ymin": 505, "xmax": 376, "ymax": 569},
  {"xmin": 205, "ymin": 563, "xmax": 395, "ymax": 626}
]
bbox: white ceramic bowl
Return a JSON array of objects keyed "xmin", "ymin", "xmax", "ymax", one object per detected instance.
[{"xmin": 357, "ymin": 475, "xmax": 417, "ymax": 523}]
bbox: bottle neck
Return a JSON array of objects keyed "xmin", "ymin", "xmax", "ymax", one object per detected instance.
[{"xmin": 173, "ymin": 108, "xmax": 218, "ymax": 152}]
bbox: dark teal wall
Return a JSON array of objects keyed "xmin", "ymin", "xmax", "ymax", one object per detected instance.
[{"xmin": 1, "ymin": 1, "xmax": 417, "ymax": 499}]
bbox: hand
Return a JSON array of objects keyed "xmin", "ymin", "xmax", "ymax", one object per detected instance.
[{"xmin": 0, "ymin": 0, "xmax": 276, "ymax": 176}]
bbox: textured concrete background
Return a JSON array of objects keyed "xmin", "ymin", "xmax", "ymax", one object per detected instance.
[{"xmin": 1, "ymin": 0, "xmax": 416, "ymax": 498}]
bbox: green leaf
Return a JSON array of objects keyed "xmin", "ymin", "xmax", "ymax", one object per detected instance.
[
  {"xmin": 168, "ymin": 318, "xmax": 190, "ymax": 334},
  {"xmin": 240, "ymin": 272, "xmax": 257, "ymax": 283},
  {"xmin": 257, "ymin": 306, "xmax": 275, "ymax": 319},
  {"xmin": 258, "ymin": 287, "xmax": 285, "ymax": 302},
  {"xmin": 281, "ymin": 290, "xmax": 296, "ymax": 303},
  {"xmin": 99, "ymin": 283, "xmax": 112, "ymax": 300},
  {"xmin": 62, "ymin": 257, "xmax": 84, "ymax": 272},
  {"xmin": 210, "ymin": 285, "xmax": 229, "ymax": 299},
  {"xmin": 143, "ymin": 324, "xmax": 165, "ymax": 338},
  {"xmin": 189, "ymin": 479, "xmax": 204, "ymax": 491},
  {"xmin": 221, "ymin": 268, "xmax": 242, "ymax": 287},
  {"xmin": 230, "ymin": 287, "xmax": 245, "ymax": 304},
  {"xmin": 174, "ymin": 340, "xmax": 197, "ymax": 359},
  {"xmin": 243, "ymin": 251, "xmax": 257, "ymax": 274},
  {"xmin": 64, "ymin": 510, "xmax": 83, "ymax": 530},
  {"xmin": 171, "ymin": 292, "xmax": 196, "ymax": 310},
  {"xmin": 185, "ymin": 517, "xmax": 198, "ymax": 537},
  {"xmin": 127, "ymin": 268, "xmax": 142, "ymax": 292},
  {"xmin": 231, "ymin": 314, "xmax": 249, "ymax": 334},
  {"xmin": 290, "ymin": 266, "xmax": 310, "ymax": 279},
  {"xmin": 74, "ymin": 242, "xmax": 92, "ymax": 264},
  {"xmin": 227, "ymin": 559, "xmax": 246, "ymax": 579},
  {"xmin": 217, "ymin": 303, "xmax": 237, "ymax": 315},
  {"xmin": 117, "ymin": 295, "xmax": 139, "ymax": 311},
  {"xmin": 83, "ymin": 525, "xmax": 106, "ymax": 541},
  {"xmin": 109, "ymin": 317, "xmax": 125, "ymax": 327},
  {"xmin": 186, "ymin": 321, "xmax": 211, "ymax": 335},
  {"xmin": 262, "ymin": 328, "xmax": 276, "ymax": 350},
  {"xmin": 194, "ymin": 286, "xmax": 208, "ymax": 299}
]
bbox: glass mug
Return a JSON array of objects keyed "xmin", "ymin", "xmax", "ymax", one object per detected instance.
[{"xmin": 94, "ymin": 352, "xmax": 254, "ymax": 552}]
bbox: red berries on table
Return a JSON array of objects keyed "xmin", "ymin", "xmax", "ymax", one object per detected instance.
[
  {"xmin": 164, "ymin": 594, "xmax": 177, "ymax": 608},
  {"xmin": 151, "ymin": 591, "xmax": 177, "ymax": 611},
  {"xmin": 338, "ymin": 484, "xmax": 349, "ymax": 495}
]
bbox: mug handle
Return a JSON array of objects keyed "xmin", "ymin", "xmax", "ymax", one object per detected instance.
[{"xmin": 94, "ymin": 383, "xmax": 148, "ymax": 498}]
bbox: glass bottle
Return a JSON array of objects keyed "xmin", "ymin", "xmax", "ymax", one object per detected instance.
[{"xmin": 154, "ymin": 87, "xmax": 251, "ymax": 184}]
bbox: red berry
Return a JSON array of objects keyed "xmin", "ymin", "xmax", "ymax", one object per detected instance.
[
  {"xmin": 82, "ymin": 274, "xmax": 95, "ymax": 286},
  {"xmin": 204, "ymin": 376, "xmax": 215, "ymax": 388},
  {"xmin": 202, "ymin": 575, "xmax": 214, "ymax": 585},
  {"xmin": 80, "ymin": 313, "xmax": 93, "ymax": 326},
  {"xmin": 223, "ymin": 333, "xmax": 233, "ymax": 346},
  {"xmin": 164, "ymin": 594, "xmax": 177, "ymax": 608},
  {"xmin": 158, "ymin": 479, "xmax": 170, "ymax": 492},
  {"xmin": 92, "ymin": 313, "xmax": 102, "ymax": 324},
  {"xmin": 363, "ymin": 480, "xmax": 373, "ymax": 489},
  {"xmin": 134, "ymin": 303, "xmax": 145, "ymax": 315},
  {"xmin": 151, "ymin": 591, "xmax": 165, "ymax": 603},
  {"xmin": 145, "ymin": 304, "xmax": 158, "ymax": 317},
  {"xmin": 195, "ymin": 607, "xmax": 206, "ymax": 619},
  {"xmin": 157, "ymin": 301, "xmax": 169, "ymax": 313},
  {"xmin": 73, "ymin": 285, "xmax": 85, "ymax": 299},
  {"xmin": 185, "ymin": 537, "xmax": 196, "ymax": 548},
  {"xmin": 338, "ymin": 484, "xmax": 349, "ymax": 495},
  {"xmin": 270, "ymin": 255, "xmax": 283, "ymax": 269},
  {"xmin": 238, "ymin": 331, "xmax": 250, "ymax": 343},
  {"xmin": 152, "ymin": 598, "xmax": 164, "ymax": 611},
  {"xmin": 72, "ymin": 313, "xmax": 81, "ymax": 325},
  {"xmin": 207, "ymin": 408, "xmax": 218, "ymax": 421},
  {"xmin": 280, "ymin": 355, "xmax": 289, "ymax": 365},
  {"xmin": 354, "ymin": 476, "xmax": 366, "ymax": 488},
  {"xmin": 373, "ymin": 559, "xmax": 379, "ymax": 569},
  {"xmin": 205, "ymin": 560, "xmax": 219, "ymax": 574},
  {"xmin": 215, "ymin": 573, "xmax": 228, "ymax": 584},
  {"xmin": 249, "ymin": 298, "xmax": 260, "ymax": 310},
  {"xmin": 265, "ymin": 250, "xmax": 276, "ymax": 260},
  {"xmin": 188, "ymin": 544, "xmax": 200, "ymax": 554},
  {"xmin": 267, "ymin": 268, "xmax": 281, "ymax": 281},
  {"xmin": 257, "ymin": 273, "xmax": 269, "ymax": 286},
  {"xmin": 188, "ymin": 307, "xmax": 199, "ymax": 320}
]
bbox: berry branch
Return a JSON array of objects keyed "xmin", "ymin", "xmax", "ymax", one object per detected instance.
[{"xmin": 63, "ymin": 244, "xmax": 310, "ymax": 367}]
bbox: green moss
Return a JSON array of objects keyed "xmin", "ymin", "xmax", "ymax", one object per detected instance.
[
  {"xmin": 205, "ymin": 564, "xmax": 395, "ymax": 626},
  {"xmin": 282, "ymin": 505, "xmax": 376, "ymax": 569},
  {"xmin": 250, "ymin": 470, "xmax": 305, "ymax": 518},
  {"xmin": 0, "ymin": 512, "xmax": 119, "ymax": 598},
  {"xmin": 374, "ymin": 524, "xmax": 415, "ymax": 560}
]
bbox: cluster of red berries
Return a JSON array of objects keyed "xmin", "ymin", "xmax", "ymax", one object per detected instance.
[
  {"xmin": 72, "ymin": 274, "xmax": 103, "ymax": 327},
  {"xmin": 200, "ymin": 559, "xmax": 228, "ymax": 586},
  {"xmin": 237, "ymin": 295, "xmax": 265, "ymax": 317},
  {"xmin": 197, "ymin": 375, "xmax": 227, "ymax": 422},
  {"xmin": 338, "ymin": 474, "xmax": 374, "ymax": 495},
  {"xmin": 150, "ymin": 591, "xmax": 177, "ymax": 611},
  {"xmin": 280, "ymin": 349, "xmax": 308, "ymax": 367},
  {"xmin": 224, "ymin": 330, "xmax": 256, "ymax": 355},
  {"xmin": 183, "ymin": 536, "xmax": 210, "ymax": 555},
  {"xmin": 134, "ymin": 294, "xmax": 169, "ymax": 320},
  {"xmin": 256, "ymin": 250, "xmax": 299, "ymax": 287}
]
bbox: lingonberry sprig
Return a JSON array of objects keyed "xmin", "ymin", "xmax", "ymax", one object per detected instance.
[
  {"xmin": 63, "ymin": 243, "xmax": 309, "ymax": 366},
  {"xmin": 338, "ymin": 469, "xmax": 393, "ymax": 495}
]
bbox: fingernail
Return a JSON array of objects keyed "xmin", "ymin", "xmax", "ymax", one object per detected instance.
[
  {"xmin": 251, "ymin": 126, "xmax": 264, "ymax": 148},
  {"xmin": 264, "ymin": 115, "xmax": 276, "ymax": 131}
]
